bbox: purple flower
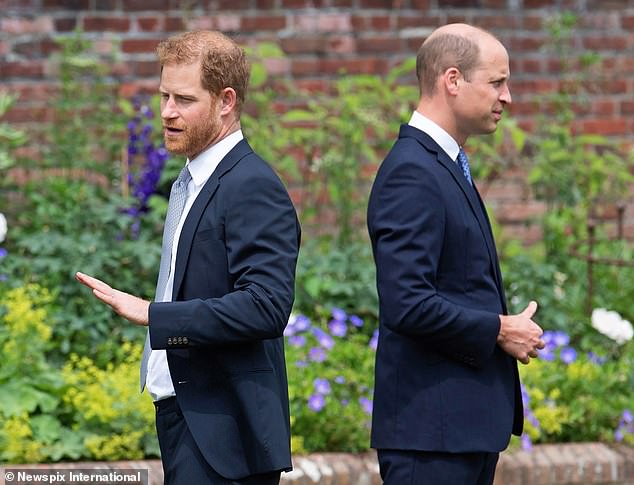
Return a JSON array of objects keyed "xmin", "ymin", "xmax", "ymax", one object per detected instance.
[
  {"xmin": 521, "ymin": 433, "xmax": 533, "ymax": 451},
  {"xmin": 295, "ymin": 360, "xmax": 308, "ymax": 368},
  {"xmin": 369, "ymin": 329, "xmax": 379, "ymax": 350},
  {"xmin": 587, "ymin": 351, "xmax": 607, "ymax": 365},
  {"xmin": 552, "ymin": 331, "xmax": 570, "ymax": 347},
  {"xmin": 623, "ymin": 410, "xmax": 633, "ymax": 424},
  {"xmin": 331, "ymin": 307, "xmax": 347, "ymax": 321},
  {"xmin": 538, "ymin": 346, "xmax": 555, "ymax": 361},
  {"xmin": 312, "ymin": 328, "xmax": 334, "ymax": 349},
  {"xmin": 340, "ymin": 399, "xmax": 349, "ymax": 406},
  {"xmin": 292, "ymin": 314, "xmax": 311, "ymax": 332},
  {"xmin": 308, "ymin": 347, "xmax": 326, "ymax": 362},
  {"xmin": 328, "ymin": 319, "xmax": 347, "ymax": 337},
  {"xmin": 313, "ymin": 378, "xmax": 331, "ymax": 395},
  {"xmin": 615, "ymin": 429, "xmax": 624, "ymax": 442},
  {"xmin": 334, "ymin": 375, "xmax": 345, "ymax": 384},
  {"xmin": 308, "ymin": 394, "xmax": 325, "ymax": 412},
  {"xmin": 349, "ymin": 314, "xmax": 364, "ymax": 327},
  {"xmin": 0, "ymin": 274, "xmax": 7, "ymax": 282},
  {"xmin": 559, "ymin": 346, "xmax": 577, "ymax": 365},
  {"xmin": 0, "ymin": 248, "xmax": 7, "ymax": 258},
  {"xmin": 359, "ymin": 397, "xmax": 373, "ymax": 415},
  {"xmin": 288, "ymin": 335, "xmax": 306, "ymax": 347}
]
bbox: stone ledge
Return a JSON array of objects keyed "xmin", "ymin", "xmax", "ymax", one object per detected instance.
[{"xmin": 1, "ymin": 443, "xmax": 632, "ymax": 485}]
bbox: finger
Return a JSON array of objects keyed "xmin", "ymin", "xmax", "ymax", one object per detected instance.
[
  {"xmin": 93, "ymin": 288, "xmax": 115, "ymax": 306},
  {"xmin": 78, "ymin": 273, "xmax": 112, "ymax": 293},
  {"xmin": 528, "ymin": 350, "xmax": 538, "ymax": 358},
  {"xmin": 519, "ymin": 356, "xmax": 530, "ymax": 365},
  {"xmin": 521, "ymin": 300, "xmax": 538, "ymax": 318},
  {"xmin": 536, "ymin": 339, "xmax": 546, "ymax": 349}
]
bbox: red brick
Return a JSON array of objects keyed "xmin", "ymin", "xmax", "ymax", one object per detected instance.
[
  {"xmin": 137, "ymin": 17, "xmax": 161, "ymax": 31},
  {"xmin": 164, "ymin": 16, "xmax": 186, "ymax": 31},
  {"xmin": 358, "ymin": 0, "xmax": 405, "ymax": 7},
  {"xmin": 621, "ymin": 101, "xmax": 634, "ymax": 115},
  {"xmin": 1, "ymin": 16, "xmax": 54, "ymax": 34},
  {"xmin": 356, "ymin": 36, "xmax": 403, "ymax": 54},
  {"xmin": 54, "ymin": 17, "xmax": 77, "ymax": 32},
  {"xmin": 2, "ymin": 105, "xmax": 53, "ymax": 123},
  {"xmin": 121, "ymin": 0, "xmax": 169, "ymax": 9},
  {"xmin": 583, "ymin": 119, "xmax": 628, "ymax": 136},
  {"xmin": 95, "ymin": 0, "xmax": 117, "ymax": 8},
  {"xmin": 622, "ymin": 15, "xmax": 634, "ymax": 29},
  {"xmin": 478, "ymin": 15, "xmax": 520, "ymax": 30},
  {"xmin": 121, "ymin": 38, "xmax": 162, "ymax": 54},
  {"xmin": 42, "ymin": 0, "xmax": 89, "ymax": 7},
  {"xmin": 396, "ymin": 15, "xmax": 441, "ymax": 29},
  {"xmin": 131, "ymin": 60, "xmax": 159, "ymax": 77},
  {"xmin": 508, "ymin": 35, "xmax": 548, "ymax": 51},
  {"xmin": 215, "ymin": 0, "xmax": 251, "ymax": 8},
  {"xmin": 9, "ymin": 82, "xmax": 57, "ymax": 102},
  {"xmin": 522, "ymin": 15, "xmax": 543, "ymax": 30},
  {"xmin": 83, "ymin": 16, "xmax": 131, "ymax": 32},
  {"xmin": 507, "ymin": 100, "xmax": 539, "ymax": 116},
  {"xmin": 521, "ymin": 58, "xmax": 543, "ymax": 74},
  {"xmin": 1, "ymin": 61, "xmax": 45, "ymax": 78},
  {"xmin": 523, "ymin": 0, "xmax": 553, "ymax": 6},
  {"xmin": 480, "ymin": 0, "xmax": 506, "ymax": 6},
  {"xmin": 281, "ymin": 36, "xmax": 330, "ymax": 54},
  {"xmin": 437, "ymin": 0, "xmax": 477, "ymax": 5},
  {"xmin": 294, "ymin": 14, "xmax": 351, "ymax": 32},
  {"xmin": 241, "ymin": 15, "xmax": 286, "ymax": 31},
  {"xmin": 255, "ymin": 0, "xmax": 276, "ymax": 7},
  {"xmin": 410, "ymin": 0, "xmax": 430, "ymax": 7},
  {"xmin": 583, "ymin": 36, "xmax": 628, "ymax": 51}
]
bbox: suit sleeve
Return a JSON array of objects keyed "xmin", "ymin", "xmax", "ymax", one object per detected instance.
[
  {"xmin": 148, "ymin": 170, "xmax": 300, "ymax": 347},
  {"xmin": 368, "ymin": 159, "xmax": 500, "ymax": 367}
]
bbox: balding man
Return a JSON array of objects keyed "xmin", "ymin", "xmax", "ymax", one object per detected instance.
[{"xmin": 367, "ymin": 24, "xmax": 545, "ymax": 484}]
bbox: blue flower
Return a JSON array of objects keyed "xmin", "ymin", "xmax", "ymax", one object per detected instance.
[
  {"xmin": 587, "ymin": 351, "xmax": 607, "ymax": 365},
  {"xmin": 623, "ymin": 409, "xmax": 633, "ymax": 424},
  {"xmin": 331, "ymin": 307, "xmax": 347, "ymax": 321},
  {"xmin": 538, "ymin": 346, "xmax": 555, "ymax": 361},
  {"xmin": 521, "ymin": 433, "xmax": 533, "ymax": 451},
  {"xmin": 552, "ymin": 331, "xmax": 570, "ymax": 347},
  {"xmin": 294, "ymin": 314, "xmax": 311, "ymax": 332},
  {"xmin": 308, "ymin": 347, "xmax": 326, "ymax": 362},
  {"xmin": 313, "ymin": 378, "xmax": 331, "ymax": 395},
  {"xmin": 359, "ymin": 396, "xmax": 373, "ymax": 415},
  {"xmin": 295, "ymin": 360, "xmax": 308, "ymax": 368},
  {"xmin": 369, "ymin": 329, "xmax": 379, "ymax": 350},
  {"xmin": 308, "ymin": 394, "xmax": 325, "ymax": 412},
  {"xmin": 0, "ymin": 248, "xmax": 7, "ymax": 259},
  {"xmin": 349, "ymin": 314, "xmax": 364, "ymax": 327},
  {"xmin": 312, "ymin": 327, "xmax": 334, "ymax": 349},
  {"xmin": 334, "ymin": 375, "xmax": 345, "ymax": 384},
  {"xmin": 288, "ymin": 335, "xmax": 306, "ymax": 347},
  {"xmin": 328, "ymin": 319, "xmax": 347, "ymax": 337},
  {"xmin": 559, "ymin": 346, "xmax": 576, "ymax": 365}
]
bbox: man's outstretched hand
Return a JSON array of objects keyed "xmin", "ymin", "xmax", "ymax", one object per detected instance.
[{"xmin": 75, "ymin": 272, "xmax": 150, "ymax": 326}]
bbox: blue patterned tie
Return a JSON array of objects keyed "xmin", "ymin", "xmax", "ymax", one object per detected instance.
[
  {"xmin": 140, "ymin": 165, "xmax": 192, "ymax": 391},
  {"xmin": 457, "ymin": 148, "xmax": 473, "ymax": 186}
]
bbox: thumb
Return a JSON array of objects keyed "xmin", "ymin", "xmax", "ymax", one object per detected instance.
[{"xmin": 521, "ymin": 300, "xmax": 538, "ymax": 318}]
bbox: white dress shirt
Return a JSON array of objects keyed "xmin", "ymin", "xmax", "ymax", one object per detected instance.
[
  {"xmin": 409, "ymin": 110, "xmax": 460, "ymax": 162},
  {"xmin": 147, "ymin": 130, "xmax": 244, "ymax": 402}
]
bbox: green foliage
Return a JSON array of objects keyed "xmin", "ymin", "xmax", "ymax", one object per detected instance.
[
  {"xmin": 0, "ymin": 92, "xmax": 27, "ymax": 172},
  {"xmin": 519, "ymin": 348, "xmax": 633, "ymax": 445},
  {"xmin": 294, "ymin": 239, "xmax": 378, "ymax": 334},
  {"xmin": 285, "ymin": 312, "xmax": 376, "ymax": 452}
]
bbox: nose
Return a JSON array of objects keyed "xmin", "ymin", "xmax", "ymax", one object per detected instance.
[
  {"xmin": 500, "ymin": 84, "xmax": 512, "ymax": 105},
  {"xmin": 160, "ymin": 96, "xmax": 178, "ymax": 120}
]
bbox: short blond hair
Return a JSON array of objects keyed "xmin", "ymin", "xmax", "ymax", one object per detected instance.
[{"xmin": 157, "ymin": 30, "xmax": 250, "ymax": 115}]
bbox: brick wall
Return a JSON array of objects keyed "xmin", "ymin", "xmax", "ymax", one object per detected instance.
[{"xmin": 1, "ymin": 0, "xmax": 633, "ymax": 241}]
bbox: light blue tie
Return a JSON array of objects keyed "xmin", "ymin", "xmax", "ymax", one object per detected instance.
[
  {"xmin": 457, "ymin": 147, "xmax": 473, "ymax": 186},
  {"xmin": 140, "ymin": 165, "xmax": 192, "ymax": 391}
]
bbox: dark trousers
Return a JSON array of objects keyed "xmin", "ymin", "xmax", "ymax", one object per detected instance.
[
  {"xmin": 155, "ymin": 397, "xmax": 281, "ymax": 485},
  {"xmin": 377, "ymin": 449, "xmax": 499, "ymax": 485}
]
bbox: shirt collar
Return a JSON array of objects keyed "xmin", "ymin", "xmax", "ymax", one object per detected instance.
[
  {"xmin": 409, "ymin": 111, "xmax": 460, "ymax": 161},
  {"xmin": 185, "ymin": 129, "xmax": 244, "ymax": 187}
]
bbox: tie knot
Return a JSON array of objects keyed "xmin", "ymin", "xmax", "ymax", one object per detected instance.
[{"xmin": 176, "ymin": 165, "xmax": 192, "ymax": 187}]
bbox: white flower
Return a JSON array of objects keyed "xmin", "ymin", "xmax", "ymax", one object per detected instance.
[
  {"xmin": 591, "ymin": 308, "xmax": 633, "ymax": 345},
  {"xmin": 0, "ymin": 213, "xmax": 6, "ymax": 243}
]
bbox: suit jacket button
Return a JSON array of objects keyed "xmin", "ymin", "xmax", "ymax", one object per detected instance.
[
  {"xmin": 183, "ymin": 337, "xmax": 189, "ymax": 345},
  {"xmin": 167, "ymin": 337, "xmax": 173, "ymax": 345},
  {"xmin": 178, "ymin": 337, "xmax": 183, "ymax": 344}
]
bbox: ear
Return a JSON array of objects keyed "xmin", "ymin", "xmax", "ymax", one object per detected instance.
[
  {"xmin": 443, "ymin": 67, "xmax": 461, "ymax": 96},
  {"xmin": 219, "ymin": 87, "xmax": 237, "ymax": 116}
]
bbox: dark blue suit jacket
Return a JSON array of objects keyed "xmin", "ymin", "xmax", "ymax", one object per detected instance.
[
  {"xmin": 148, "ymin": 139, "xmax": 300, "ymax": 479},
  {"xmin": 367, "ymin": 125, "xmax": 523, "ymax": 453}
]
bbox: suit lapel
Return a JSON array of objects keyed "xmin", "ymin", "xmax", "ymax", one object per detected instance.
[
  {"xmin": 399, "ymin": 125, "xmax": 506, "ymax": 302},
  {"xmin": 171, "ymin": 139, "xmax": 253, "ymax": 299}
]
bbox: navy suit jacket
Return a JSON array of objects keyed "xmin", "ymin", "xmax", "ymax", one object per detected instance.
[
  {"xmin": 367, "ymin": 125, "xmax": 523, "ymax": 453},
  {"xmin": 148, "ymin": 139, "xmax": 300, "ymax": 479}
]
